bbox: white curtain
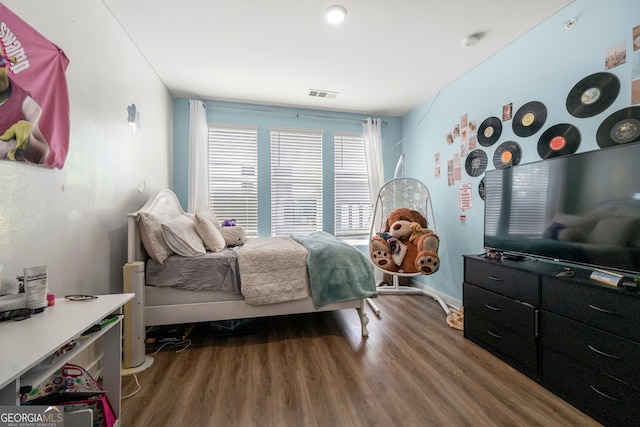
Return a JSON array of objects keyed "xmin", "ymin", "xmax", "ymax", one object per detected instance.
[
  {"xmin": 363, "ymin": 118, "xmax": 385, "ymax": 231},
  {"xmin": 188, "ymin": 99, "xmax": 208, "ymax": 213}
]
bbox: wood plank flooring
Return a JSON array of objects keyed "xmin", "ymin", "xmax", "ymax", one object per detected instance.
[{"xmin": 121, "ymin": 295, "xmax": 601, "ymax": 426}]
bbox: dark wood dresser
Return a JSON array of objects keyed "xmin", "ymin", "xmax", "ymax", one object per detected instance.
[{"xmin": 463, "ymin": 254, "xmax": 640, "ymax": 427}]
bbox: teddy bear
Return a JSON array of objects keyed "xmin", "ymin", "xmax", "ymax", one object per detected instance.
[
  {"xmin": 219, "ymin": 219, "xmax": 246, "ymax": 246},
  {"xmin": 370, "ymin": 207, "xmax": 440, "ymax": 275}
]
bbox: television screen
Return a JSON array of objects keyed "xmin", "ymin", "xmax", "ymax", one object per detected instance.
[{"xmin": 484, "ymin": 142, "xmax": 640, "ymax": 274}]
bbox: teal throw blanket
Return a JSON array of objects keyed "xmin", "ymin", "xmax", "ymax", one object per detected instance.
[{"xmin": 291, "ymin": 231, "xmax": 377, "ymax": 308}]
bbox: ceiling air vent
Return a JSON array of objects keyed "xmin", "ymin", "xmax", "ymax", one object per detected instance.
[{"xmin": 308, "ymin": 89, "xmax": 338, "ymax": 99}]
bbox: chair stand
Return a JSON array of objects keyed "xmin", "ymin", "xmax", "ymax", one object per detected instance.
[{"xmin": 367, "ymin": 273, "xmax": 449, "ymax": 318}]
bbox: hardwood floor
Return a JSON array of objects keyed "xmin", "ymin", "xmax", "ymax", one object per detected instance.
[{"xmin": 121, "ymin": 295, "xmax": 601, "ymax": 426}]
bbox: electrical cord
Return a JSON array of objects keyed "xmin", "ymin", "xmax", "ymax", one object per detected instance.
[{"xmin": 121, "ymin": 340, "xmax": 192, "ymax": 400}]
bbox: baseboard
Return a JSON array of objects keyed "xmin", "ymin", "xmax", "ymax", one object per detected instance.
[{"xmin": 409, "ymin": 280, "xmax": 462, "ymax": 309}]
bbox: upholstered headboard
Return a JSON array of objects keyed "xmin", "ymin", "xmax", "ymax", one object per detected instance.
[{"xmin": 126, "ymin": 189, "xmax": 185, "ymax": 263}]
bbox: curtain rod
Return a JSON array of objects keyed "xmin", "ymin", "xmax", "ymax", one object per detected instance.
[{"xmin": 190, "ymin": 101, "xmax": 387, "ymax": 125}]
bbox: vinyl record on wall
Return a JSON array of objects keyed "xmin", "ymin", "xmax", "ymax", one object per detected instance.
[
  {"xmin": 477, "ymin": 117, "xmax": 502, "ymax": 146},
  {"xmin": 596, "ymin": 106, "xmax": 640, "ymax": 148},
  {"xmin": 478, "ymin": 177, "xmax": 486, "ymax": 201},
  {"xmin": 512, "ymin": 101, "xmax": 547, "ymax": 137},
  {"xmin": 493, "ymin": 141, "xmax": 522, "ymax": 169},
  {"xmin": 465, "ymin": 149, "xmax": 488, "ymax": 177},
  {"xmin": 537, "ymin": 124, "xmax": 581, "ymax": 159},
  {"xmin": 566, "ymin": 72, "xmax": 620, "ymax": 118}
]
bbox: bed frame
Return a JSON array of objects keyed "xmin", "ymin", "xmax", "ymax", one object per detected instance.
[{"xmin": 125, "ymin": 189, "xmax": 370, "ymax": 337}]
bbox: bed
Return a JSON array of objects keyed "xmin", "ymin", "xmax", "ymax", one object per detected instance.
[{"xmin": 124, "ymin": 189, "xmax": 376, "ymax": 338}]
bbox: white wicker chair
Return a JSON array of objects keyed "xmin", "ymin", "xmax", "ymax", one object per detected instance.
[{"xmin": 367, "ymin": 176, "xmax": 448, "ymax": 316}]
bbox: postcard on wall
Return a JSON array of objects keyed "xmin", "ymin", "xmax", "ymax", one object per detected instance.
[
  {"xmin": 633, "ymin": 50, "xmax": 640, "ymax": 78},
  {"xmin": 459, "ymin": 183, "xmax": 472, "ymax": 211},
  {"xmin": 633, "ymin": 24, "xmax": 640, "ymax": 52},
  {"xmin": 502, "ymin": 103, "xmax": 513, "ymax": 121},
  {"xmin": 460, "ymin": 113, "xmax": 468, "ymax": 130},
  {"xmin": 605, "ymin": 41, "xmax": 626, "ymax": 69},
  {"xmin": 446, "ymin": 132, "xmax": 454, "ymax": 145},
  {"xmin": 633, "ymin": 80, "xmax": 640, "ymax": 104},
  {"xmin": 469, "ymin": 134, "xmax": 478, "ymax": 150},
  {"xmin": 469, "ymin": 120, "xmax": 477, "ymax": 136}
]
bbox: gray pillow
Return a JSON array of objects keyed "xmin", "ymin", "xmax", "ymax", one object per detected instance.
[{"xmin": 138, "ymin": 211, "xmax": 174, "ymax": 263}]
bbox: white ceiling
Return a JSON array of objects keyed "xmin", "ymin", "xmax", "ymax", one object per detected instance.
[{"xmin": 102, "ymin": 0, "xmax": 574, "ymax": 116}]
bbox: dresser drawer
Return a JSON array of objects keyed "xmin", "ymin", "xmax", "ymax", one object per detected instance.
[
  {"xmin": 541, "ymin": 311, "xmax": 640, "ymax": 386},
  {"xmin": 465, "ymin": 310, "xmax": 538, "ymax": 371},
  {"xmin": 542, "ymin": 277, "xmax": 640, "ymax": 342},
  {"xmin": 543, "ymin": 348, "xmax": 640, "ymax": 426},
  {"xmin": 464, "ymin": 257, "xmax": 539, "ymax": 305},
  {"xmin": 464, "ymin": 282, "xmax": 537, "ymax": 337}
]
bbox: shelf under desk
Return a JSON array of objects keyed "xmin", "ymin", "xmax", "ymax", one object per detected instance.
[{"xmin": 0, "ymin": 293, "xmax": 133, "ymax": 418}]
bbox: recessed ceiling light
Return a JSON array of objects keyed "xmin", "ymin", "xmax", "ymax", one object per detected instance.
[{"xmin": 326, "ymin": 5, "xmax": 347, "ymax": 24}]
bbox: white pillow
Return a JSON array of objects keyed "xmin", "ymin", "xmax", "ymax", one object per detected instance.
[
  {"xmin": 194, "ymin": 213, "xmax": 226, "ymax": 252},
  {"xmin": 138, "ymin": 211, "xmax": 174, "ymax": 264},
  {"xmin": 161, "ymin": 214, "xmax": 206, "ymax": 257},
  {"xmin": 196, "ymin": 209, "xmax": 221, "ymax": 229}
]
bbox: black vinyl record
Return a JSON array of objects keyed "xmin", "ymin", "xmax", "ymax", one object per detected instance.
[
  {"xmin": 493, "ymin": 141, "xmax": 522, "ymax": 169},
  {"xmin": 478, "ymin": 177, "xmax": 486, "ymax": 201},
  {"xmin": 465, "ymin": 149, "xmax": 488, "ymax": 177},
  {"xmin": 512, "ymin": 101, "xmax": 547, "ymax": 137},
  {"xmin": 566, "ymin": 72, "xmax": 620, "ymax": 118},
  {"xmin": 537, "ymin": 124, "xmax": 581, "ymax": 159},
  {"xmin": 477, "ymin": 117, "xmax": 502, "ymax": 147},
  {"xmin": 596, "ymin": 106, "xmax": 640, "ymax": 148}
]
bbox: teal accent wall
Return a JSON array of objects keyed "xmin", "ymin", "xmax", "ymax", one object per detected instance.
[
  {"xmin": 173, "ymin": 100, "xmax": 402, "ymax": 237},
  {"xmin": 401, "ymin": 0, "xmax": 640, "ymax": 300},
  {"xmin": 173, "ymin": 0, "xmax": 640, "ymax": 301}
]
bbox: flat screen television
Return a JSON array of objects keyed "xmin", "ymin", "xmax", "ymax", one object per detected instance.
[{"xmin": 483, "ymin": 142, "xmax": 640, "ymax": 275}]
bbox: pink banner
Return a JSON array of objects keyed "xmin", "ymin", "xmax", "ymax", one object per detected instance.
[{"xmin": 0, "ymin": 3, "xmax": 70, "ymax": 169}]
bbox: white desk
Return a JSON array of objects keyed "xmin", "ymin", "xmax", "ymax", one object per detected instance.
[{"xmin": 0, "ymin": 293, "xmax": 133, "ymax": 420}]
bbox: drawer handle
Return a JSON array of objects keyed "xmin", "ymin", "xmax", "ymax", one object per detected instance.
[
  {"xmin": 589, "ymin": 385, "xmax": 621, "ymax": 403},
  {"xmin": 587, "ymin": 344, "xmax": 620, "ymax": 360},
  {"xmin": 487, "ymin": 330, "xmax": 502, "ymax": 339},
  {"xmin": 488, "ymin": 275, "xmax": 504, "ymax": 282},
  {"xmin": 588, "ymin": 304, "xmax": 621, "ymax": 316},
  {"xmin": 485, "ymin": 303, "xmax": 501, "ymax": 311}
]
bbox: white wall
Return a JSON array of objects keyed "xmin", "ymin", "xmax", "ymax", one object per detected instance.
[
  {"xmin": 0, "ymin": 1, "xmax": 173, "ymax": 297},
  {"xmin": 401, "ymin": 0, "xmax": 640, "ymax": 300}
]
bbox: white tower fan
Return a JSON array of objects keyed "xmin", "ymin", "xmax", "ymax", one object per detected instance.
[{"xmin": 122, "ymin": 261, "xmax": 154, "ymax": 376}]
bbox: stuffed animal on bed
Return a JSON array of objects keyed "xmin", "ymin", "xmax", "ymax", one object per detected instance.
[
  {"xmin": 370, "ymin": 207, "xmax": 440, "ymax": 275},
  {"xmin": 220, "ymin": 220, "xmax": 246, "ymax": 247}
]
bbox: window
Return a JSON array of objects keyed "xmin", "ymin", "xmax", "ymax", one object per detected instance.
[
  {"xmin": 207, "ymin": 123, "xmax": 258, "ymax": 237},
  {"xmin": 270, "ymin": 127, "xmax": 323, "ymax": 236},
  {"xmin": 334, "ymin": 132, "xmax": 371, "ymax": 239}
]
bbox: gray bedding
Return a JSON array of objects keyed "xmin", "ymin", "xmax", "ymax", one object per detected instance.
[{"xmin": 145, "ymin": 248, "xmax": 241, "ymax": 293}]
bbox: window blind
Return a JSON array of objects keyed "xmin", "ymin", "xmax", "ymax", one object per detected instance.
[
  {"xmin": 334, "ymin": 132, "xmax": 371, "ymax": 238},
  {"xmin": 270, "ymin": 127, "xmax": 323, "ymax": 236},
  {"xmin": 207, "ymin": 123, "xmax": 258, "ymax": 237}
]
